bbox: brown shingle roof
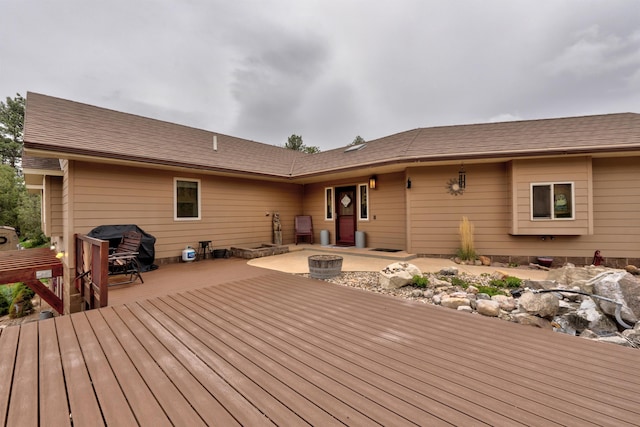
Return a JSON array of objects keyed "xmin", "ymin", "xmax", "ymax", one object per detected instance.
[
  {"xmin": 292, "ymin": 113, "xmax": 640, "ymax": 176},
  {"xmin": 23, "ymin": 93, "xmax": 640, "ymax": 180},
  {"xmin": 23, "ymin": 92, "xmax": 307, "ymax": 178}
]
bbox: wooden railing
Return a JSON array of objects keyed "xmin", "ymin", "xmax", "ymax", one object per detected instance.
[
  {"xmin": 75, "ymin": 234, "xmax": 109, "ymax": 310},
  {"xmin": 0, "ymin": 247, "xmax": 64, "ymax": 314}
]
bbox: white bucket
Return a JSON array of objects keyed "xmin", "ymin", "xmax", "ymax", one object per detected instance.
[{"xmin": 182, "ymin": 246, "xmax": 196, "ymax": 262}]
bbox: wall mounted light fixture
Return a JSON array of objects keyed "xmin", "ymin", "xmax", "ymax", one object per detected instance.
[
  {"xmin": 406, "ymin": 178, "xmax": 412, "ymax": 189},
  {"xmin": 369, "ymin": 175, "xmax": 377, "ymax": 189}
]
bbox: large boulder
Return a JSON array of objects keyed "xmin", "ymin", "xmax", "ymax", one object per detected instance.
[
  {"xmin": 378, "ymin": 262, "xmax": 422, "ymax": 289},
  {"xmin": 589, "ymin": 271, "xmax": 640, "ymax": 325},
  {"xmin": 518, "ymin": 291, "xmax": 559, "ymax": 319},
  {"xmin": 476, "ymin": 300, "xmax": 501, "ymax": 317},
  {"xmin": 573, "ymin": 299, "xmax": 618, "ymax": 334},
  {"xmin": 547, "ymin": 264, "xmax": 609, "ymax": 291}
]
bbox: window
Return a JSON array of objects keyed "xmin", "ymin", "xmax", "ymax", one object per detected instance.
[
  {"xmin": 174, "ymin": 178, "xmax": 201, "ymax": 220},
  {"xmin": 325, "ymin": 187, "xmax": 333, "ymax": 220},
  {"xmin": 358, "ymin": 184, "xmax": 369, "ymax": 220},
  {"xmin": 531, "ymin": 182, "xmax": 574, "ymax": 220}
]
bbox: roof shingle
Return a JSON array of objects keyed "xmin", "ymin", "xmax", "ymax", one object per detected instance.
[{"xmin": 23, "ymin": 93, "xmax": 640, "ymax": 180}]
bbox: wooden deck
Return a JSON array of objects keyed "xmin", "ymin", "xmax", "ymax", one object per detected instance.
[{"xmin": 1, "ymin": 272, "xmax": 640, "ymax": 426}]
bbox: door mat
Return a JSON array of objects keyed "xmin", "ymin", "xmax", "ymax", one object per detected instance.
[{"xmin": 371, "ymin": 248, "xmax": 402, "ymax": 253}]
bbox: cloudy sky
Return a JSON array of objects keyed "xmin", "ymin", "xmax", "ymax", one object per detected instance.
[{"xmin": 1, "ymin": 0, "xmax": 639, "ymax": 150}]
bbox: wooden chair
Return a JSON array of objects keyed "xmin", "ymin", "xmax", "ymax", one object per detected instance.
[
  {"xmin": 108, "ymin": 231, "xmax": 144, "ymax": 285},
  {"xmin": 294, "ymin": 215, "xmax": 314, "ymax": 244}
]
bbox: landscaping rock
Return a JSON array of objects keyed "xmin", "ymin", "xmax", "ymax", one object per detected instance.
[
  {"xmin": 512, "ymin": 313, "xmax": 553, "ymax": 330},
  {"xmin": 439, "ymin": 267, "xmax": 459, "ymax": 276},
  {"xmin": 518, "ymin": 291, "xmax": 560, "ymax": 319},
  {"xmin": 589, "ymin": 271, "xmax": 640, "ymax": 324},
  {"xmin": 441, "ymin": 297, "xmax": 471, "ymax": 310},
  {"xmin": 492, "ymin": 294, "xmax": 516, "ymax": 312},
  {"xmin": 478, "ymin": 255, "xmax": 491, "ymax": 266},
  {"xmin": 575, "ymin": 299, "xmax": 618, "ymax": 334},
  {"xmin": 379, "ymin": 262, "xmax": 422, "ymax": 289},
  {"xmin": 476, "ymin": 300, "xmax": 500, "ymax": 317},
  {"xmin": 547, "ymin": 264, "xmax": 609, "ymax": 290},
  {"xmin": 457, "ymin": 305, "xmax": 474, "ymax": 313},
  {"xmin": 625, "ymin": 265, "xmax": 640, "ymax": 275}
]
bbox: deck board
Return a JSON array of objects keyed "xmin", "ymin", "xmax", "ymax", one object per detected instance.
[
  {"xmin": 1, "ymin": 271, "xmax": 640, "ymax": 426},
  {"xmin": 38, "ymin": 319, "xmax": 71, "ymax": 427},
  {"xmin": 7, "ymin": 322, "xmax": 38, "ymax": 427},
  {"xmin": 249, "ymin": 275, "xmax": 640, "ymax": 425},
  {"xmin": 0, "ymin": 326, "xmax": 19, "ymax": 426}
]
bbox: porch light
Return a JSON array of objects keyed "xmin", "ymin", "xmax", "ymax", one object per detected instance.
[{"xmin": 369, "ymin": 175, "xmax": 377, "ymax": 189}]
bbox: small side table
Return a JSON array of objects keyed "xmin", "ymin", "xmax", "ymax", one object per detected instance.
[{"xmin": 197, "ymin": 240, "xmax": 213, "ymax": 260}]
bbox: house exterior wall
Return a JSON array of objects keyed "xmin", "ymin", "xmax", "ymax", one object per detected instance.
[
  {"xmin": 406, "ymin": 163, "xmax": 511, "ymax": 256},
  {"xmin": 406, "ymin": 157, "xmax": 640, "ymax": 266},
  {"xmin": 510, "ymin": 156, "xmax": 592, "ymax": 235},
  {"xmin": 43, "ymin": 175, "xmax": 63, "ymax": 238},
  {"xmin": 303, "ymin": 172, "xmax": 407, "ymax": 249},
  {"xmin": 68, "ymin": 162, "xmax": 303, "ymax": 261}
]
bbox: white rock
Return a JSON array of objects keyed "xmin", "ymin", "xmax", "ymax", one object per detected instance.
[
  {"xmin": 477, "ymin": 300, "xmax": 501, "ymax": 317},
  {"xmin": 441, "ymin": 297, "xmax": 471, "ymax": 310}
]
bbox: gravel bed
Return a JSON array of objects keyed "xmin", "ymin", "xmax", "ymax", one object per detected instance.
[{"xmin": 299, "ymin": 271, "xmax": 498, "ymax": 303}]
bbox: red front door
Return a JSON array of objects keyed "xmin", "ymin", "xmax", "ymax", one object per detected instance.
[{"xmin": 336, "ymin": 186, "xmax": 356, "ymax": 245}]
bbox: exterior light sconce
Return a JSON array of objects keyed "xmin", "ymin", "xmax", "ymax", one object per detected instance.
[
  {"xmin": 406, "ymin": 178, "xmax": 412, "ymax": 189},
  {"xmin": 369, "ymin": 175, "xmax": 377, "ymax": 189},
  {"xmin": 458, "ymin": 164, "xmax": 466, "ymax": 189}
]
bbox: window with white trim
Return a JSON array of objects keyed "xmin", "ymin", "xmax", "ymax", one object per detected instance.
[
  {"xmin": 174, "ymin": 178, "xmax": 201, "ymax": 220},
  {"xmin": 325, "ymin": 187, "xmax": 333, "ymax": 220},
  {"xmin": 531, "ymin": 182, "xmax": 574, "ymax": 220},
  {"xmin": 358, "ymin": 184, "xmax": 369, "ymax": 220}
]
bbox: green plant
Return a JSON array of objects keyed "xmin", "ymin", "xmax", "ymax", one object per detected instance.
[
  {"xmin": 504, "ymin": 276, "xmax": 523, "ymax": 288},
  {"xmin": 476, "ymin": 285, "xmax": 505, "ymax": 297},
  {"xmin": 412, "ymin": 275, "xmax": 429, "ymax": 288},
  {"xmin": 450, "ymin": 276, "xmax": 469, "ymax": 288},
  {"xmin": 8, "ymin": 283, "xmax": 34, "ymax": 319},
  {"xmin": 457, "ymin": 216, "xmax": 476, "ymax": 261},
  {"xmin": 489, "ymin": 276, "xmax": 523, "ymax": 289},
  {"xmin": 0, "ymin": 286, "xmax": 10, "ymax": 316}
]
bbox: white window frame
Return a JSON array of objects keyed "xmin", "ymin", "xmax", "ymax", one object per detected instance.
[
  {"xmin": 174, "ymin": 177, "xmax": 201, "ymax": 221},
  {"xmin": 324, "ymin": 187, "xmax": 334, "ymax": 220},
  {"xmin": 358, "ymin": 183, "xmax": 369, "ymax": 221},
  {"xmin": 530, "ymin": 182, "xmax": 574, "ymax": 221}
]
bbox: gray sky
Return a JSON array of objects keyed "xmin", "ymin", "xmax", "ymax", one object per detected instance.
[{"xmin": 2, "ymin": 0, "xmax": 639, "ymax": 150}]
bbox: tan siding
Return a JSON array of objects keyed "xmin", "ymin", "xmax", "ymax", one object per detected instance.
[
  {"xmin": 358, "ymin": 172, "xmax": 406, "ymax": 250},
  {"xmin": 407, "ymin": 163, "xmax": 511, "ymax": 256},
  {"xmin": 44, "ymin": 175, "xmax": 63, "ymax": 237},
  {"xmin": 70, "ymin": 163, "xmax": 302, "ymax": 260},
  {"xmin": 406, "ymin": 157, "xmax": 640, "ymax": 260},
  {"xmin": 511, "ymin": 157, "xmax": 591, "ymax": 235},
  {"xmin": 303, "ymin": 173, "xmax": 406, "ymax": 249},
  {"xmin": 569, "ymin": 157, "xmax": 640, "ymax": 257}
]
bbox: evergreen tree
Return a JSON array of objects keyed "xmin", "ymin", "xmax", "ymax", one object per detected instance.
[{"xmin": 0, "ymin": 94, "xmax": 25, "ymax": 169}]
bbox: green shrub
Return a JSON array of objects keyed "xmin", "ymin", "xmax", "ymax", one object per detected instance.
[
  {"xmin": 489, "ymin": 276, "xmax": 523, "ymax": 289},
  {"xmin": 412, "ymin": 275, "xmax": 429, "ymax": 288},
  {"xmin": 0, "ymin": 287, "xmax": 10, "ymax": 316},
  {"xmin": 450, "ymin": 276, "xmax": 469, "ymax": 288},
  {"xmin": 8, "ymin": 283, "xmax": 34, "ymax": 319},
  {"xmin": 476, "ymin": 285, "xmax": 505, "ymax": 297},
  {"xmin": 504, "ymin": 276, "xmax": 523, "ymax": 288}
]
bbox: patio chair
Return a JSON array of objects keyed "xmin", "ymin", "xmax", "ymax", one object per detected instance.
[
  {"xmin": 108, "ymin": 231, "xmax": 144, "ymax": 285},
  {"xmin": 294, "ymin": 215, "xmax": 314, "ymax": 244}
]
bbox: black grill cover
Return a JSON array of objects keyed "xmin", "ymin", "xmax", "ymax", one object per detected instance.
[{"xmin": 87, "ymin": 224, "xmax": 157, "ymax": 271}]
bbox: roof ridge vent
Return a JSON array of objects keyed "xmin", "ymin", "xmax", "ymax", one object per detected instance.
[{"xmin": 345, "ymin": 143, "xmax": 367, "ymax": 152}]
